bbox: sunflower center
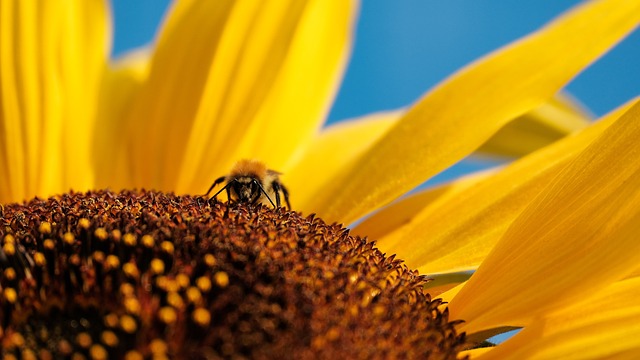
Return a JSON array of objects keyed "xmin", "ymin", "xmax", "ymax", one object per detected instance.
[{"xmin": 0, "ymin": 190, "xmax": 466, "ymax": 358}]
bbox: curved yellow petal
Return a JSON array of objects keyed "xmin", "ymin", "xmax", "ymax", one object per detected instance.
[
  {"xmin": 449, "ymin": 99, "xmax": 640, "ymax": 334},
  {"xmin": 181, "ymin": 0, "xmax": 358, "ymax": 195},
  {"xmin": 352, "ymin": 94, "xmax": 590, "ymax": 241},
  {"xmin": 353, "ymin": 168, "xmax": 495, "ymax": 249},
  {"xmin": 478, "ymin": 277, "xmax": 640, "ymax": 360},
  {"xmin": 0, "ymin": 0, "xmax": 110, "ymax": 203},
  {"xmin": 123, "ymin": 0, "xmax": 237, "ymax": 189},
  {"xmin": 286, "ymin": 111, "xmax": 400, "ymax": 210},
  {"xmin": 230, "ymin": 0, "xmax": 358, "ymax": 171},
  {"xmin": 379, "ymin": 100, "xmax": 631, "ymax": 276},
  {"xmin": 462, "ymin": 348, "xmax": 493, "ymax": 359},
  {"xmin": 123, "ymin": 0, "xmax": 357, "ymax": 194},
  {"xmin": 478, "ymin": 92, "xmax": 592, "ymax": 158},
  {"xmin": 94, "ymin": 49, "xmax": 151, "ymax": 190},
  {"xmin": 304, "ymin": 0, "xmax": 640, "ymax": 225}
]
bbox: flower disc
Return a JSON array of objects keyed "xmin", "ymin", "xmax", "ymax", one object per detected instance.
[{"xmin": 0, "ymin": 190, "xmax": 466, "ymax": 359}]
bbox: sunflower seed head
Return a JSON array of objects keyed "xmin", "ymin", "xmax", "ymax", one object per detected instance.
[{"xmin": 0, "ymin": 190, "xmax": 466, "ymax": 359}]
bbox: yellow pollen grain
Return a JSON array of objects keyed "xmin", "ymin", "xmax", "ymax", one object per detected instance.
[
  {"xmin": 123, "ymin": 263, "xmax": 140, "ymax": 279},
  {"xmin": 93, "ymin": 251, "xmax": 105, "ymax": 262},
  {"xmin": 167, "ymin": 292, "xmax": 184, "ymax": 308},
  {"xmin": 192, "ymin": 308, "xmax": 211, "ymax": 327},
  {"xmin": 44, "ymin": 239, "xmax": 55, "ymax": 250},
  {"xmin": 120, "ymin": 283, "xmax": 135, "ymax": 297},
  {"xmin": 78, "ymin": 218, "xmax": 90, "ymax": 229},
  {"xmin": 160, "ymin": 241, "xmax": 174, "ymax": 254},
  {"xmin": 69, "ymin": 254, "xmax": 81, "ymax": 266},
  {"xmin": 101, "ymin": 330, "xmax": 118, "ymax": 347},
  {"xmin": 123, "ymin": 233, "xmax": 136, "ymax": 246},
  {"xmin": 196, "ymin": 276, "xmax": 212, "ymax": 292},
  {"xmin": 124, "ymin": 351, "xmax": 144, "ymax": 360},
  {"xmin": 103, "ymin": 313, "xmax": 119, "ymax": 328},
  {"xmin": 311, "ymin": 336, "xmax": 326, "ymax": 350},
  {"xmin": 155, "ymin": 275, "xmax": 168, "ymax": 290},
  {"xmin": 111, "ymin": 229, "xmax": 122, "ymax": 242},
  {"xmin": 151, "ymin": 258, "xmax": 165, "ymax": 275},
  {"xmin": 20, "ymin": 349, "xmax": 37, "ymax": 360},
  {"xmin": 3, "ymin": 243, "xmax": 15, "ymax": 256},
  {"xmin": 214, "ymin": 271, "xmax": 229, "ymax": 288},
  {"xmin": 63, "ymin": 232, "xmax": 75, "ymax": 245},
  {"xmin": 71, "ymin": 353, "xmax": 87, "ymax": 360},
  {"xmin": 348, "ymin": 273, "xmax": 358, "ymax": 284},
  {"xmin": 39, "ymin": 221, "xmax": 52, "ymax": 234},
  {"xmin": 9, "ymin": 332, "xmax": 25, "ymax": 347},
  {"xmin": 373, "ymin": 305, "xmax": 386, "ymax": 317},
  {"xmin": 149, "ymin": 338, "xmax": 168, "ymax": 354},
  {"xmin": 124, "ymin": 297, "xmax": 141, "ymax": 315},
  {"xmin": 4, "ymin": 268, "xmax": 17, "ymax": 281},
  {"xmin": 58, "ymin": 339, "xmax": 73, "ymax": 355},
  {"xmin": 142, "ymin": 234, "xmax": 155, "ymax": 248},
  {"xmin": 176, "ymin": 273, "xmax": 190, "ymax": 288},
  {"xmin": 120, "ymin": 315, "xmax": 138, "ymax": 333},
  {"xmin": 326, "ymin": 327, "xmax": 341, "ymax": 341},
  {"xmin": 94, "ymin": 228, "xmax": 108, "ymax": 240},
  {"xmin": 186, "ymin": 286, "xmax": 202, "ymax": 303},
  {"xmin": 3, "ymin": 355, "xmax": 17, "ymax": 360},
  {"xmin": 3, "ymin": 234, "xmax": 15, "ymax": 244},
  {"xmin": 105, "ymin": 255, "xmax": 120, "ymax": 269},
  {"xmin": 34, "ymin": 252, "xmax": 46, "ymax": 266},
  {"xmin": 204, "ymin": 253, "xmax": 216, "ymax": 267},
  {"xmin": 89, "ymin": 344, "xmax": 107, "ymax": 360},
  {"xmin": 4, "ymin": 288, "xmax": 17, "ymax": 303},
  {"xmin": 158, "ymin": 307, "xmax": 177, "ymax": 324},
  {"xmin": 76, "ymin": 332, "xmax": 92, "ymax": 348},
  {"xmin": 166, "ymin": 279, "xmax": 180, "ymax": 293}
]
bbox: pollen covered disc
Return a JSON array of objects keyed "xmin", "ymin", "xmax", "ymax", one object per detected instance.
[{"xmin": 0, "ymin": 190, "xmax": 466, "ymax": 358}]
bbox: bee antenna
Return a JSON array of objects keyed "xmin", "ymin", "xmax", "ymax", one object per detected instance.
[{"xmin": 253, "ymin": 179, "xmax": 276, "ymax": 208}]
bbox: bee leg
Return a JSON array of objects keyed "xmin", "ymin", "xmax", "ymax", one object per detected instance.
[
  {"xmin": 204, "ymin": 176, "xmax": 227, "ymax": 198},
  {"xmin": 272, "ymin": 182, "xmax": 282, "ymax": 208},
  {"xmin": 209, "ymin": 180, "xmax": 232, "ymax": 203},
  {"xmin": 253, "ymin": 179, "xmax": 276, "ymax": 208},
  {"xmin": 280, "ymin": 183, "xmax": 291, "ymax": 210}
]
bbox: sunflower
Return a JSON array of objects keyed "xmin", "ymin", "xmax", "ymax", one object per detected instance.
[{"xmin": 1, "ymin": 0, "xmax": 640, "ymax": 358}]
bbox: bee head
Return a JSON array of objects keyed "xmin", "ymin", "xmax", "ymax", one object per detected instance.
[{"xmin": 231, "ymin": 177, "xmax": 261, "ymax": 203}]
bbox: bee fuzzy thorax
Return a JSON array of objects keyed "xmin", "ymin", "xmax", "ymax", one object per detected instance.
[
  {"xmin": 230, "ymin": 159, "xmax": 269, "ymax": 179},
  {"xmin": 205, "ymin": 159, "xmax": 290, "ymax": 209}
]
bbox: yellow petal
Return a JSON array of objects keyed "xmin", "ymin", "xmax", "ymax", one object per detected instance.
[
  {"xmin": 0, "ymin": 0, "xmax": 109, "ymax": 203},
  {"xmin": 449, "ymin": 99, "xmax": 640, "ymax": 334},
  {"xmin": 461, "ymin": 348, "xmax": 493, "ymax": 359},
  {"xmin": 285, "ymin": 111, "xmax": 400, "ymax": 210},
  {"xmin": 230, "ymin": 0, "xmax": 358, "ymax": 171},
  {"xmin": 478, "ymin": 277, "xmax": 640, "ymax": 359},
  {"xmin": 94, "ymin": 49, "xmax": 151, "ymax": 190},
  {"xmin": 304, "ymin": 0, "xmax": 640, "ymax": 225},
  {"xmin": 380, "ymin": 99, "xmax": 631, "ymax": 275},
  {"xmin": 352, "ymin": 93, "xmax": 590, "ymax": 241},
  {"xmin": 353, "ymin": 169, "xmax": 494, "ymax": 249},
  {"xmin": 123, "ymin": 0, "xmax": 357, "ymax": 194},
  {"xmin": 181, "ymin": 0, "xmax": 358, "ymax": 195},
  {"xmin": 478, "ymin": 92, "xmax": 592, "ymax": 158}
]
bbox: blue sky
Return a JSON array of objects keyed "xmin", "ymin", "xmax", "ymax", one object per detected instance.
[{"xmin": 110, "ymin": 1, "xmax": 640, "ymax": 182}]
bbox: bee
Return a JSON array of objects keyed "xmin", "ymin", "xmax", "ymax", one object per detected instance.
[{"xmin": 205, "ymin": 159, "xmax": 291, "ymax": 209}]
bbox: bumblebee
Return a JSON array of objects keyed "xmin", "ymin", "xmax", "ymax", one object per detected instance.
[{"xmin": 205, "ymin": 159, "xmax": 291, "ymax": 209}]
